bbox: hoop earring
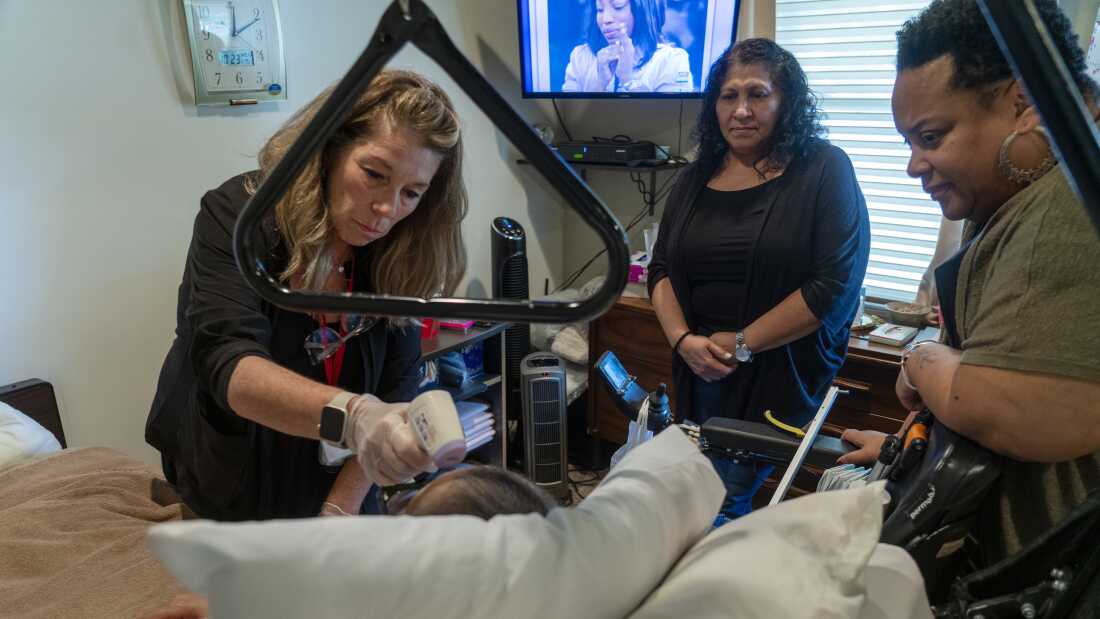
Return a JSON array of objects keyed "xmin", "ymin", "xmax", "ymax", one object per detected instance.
[{"xmin": 997, "ymin": 127, "xmax": 1056, "ymax": 185}]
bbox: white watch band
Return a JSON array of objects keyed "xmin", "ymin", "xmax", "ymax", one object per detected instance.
[
  {"xmin": 327, "ymin": 391, "xmax": 355, "ymax": 411},
  {"xmin": 319, "ymin": 391, "xmax": 357, "ymax": 448}
]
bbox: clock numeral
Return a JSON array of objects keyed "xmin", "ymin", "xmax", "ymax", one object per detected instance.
[
  {"xmin": 202, "ymin": 28, "xmax": 211, "ymax": 40},
  {"xmin": 253, "ymin": 7, "xmax": 260, "ymax": 18},
  {"xmin": 205, "ymin": 49, "xmax": 214, "ymax": 62},
  {"xmin": 235, "ymin": 71, "xmax": 244, "ymax": 85},
  {"xmin": 214, "ymin": 72, "xmax": 222, "ymax": 85},
  {"xmin": 256, "ymin": 28, "xmax": 263, "ymax": 41},
  {"xmin": 199, "ymin": 6, "xmax": 210, "ymax": 18},
  {"xmin": 257, "ymin": 50, "xmax": 265, "ymax": 62},
  {"xmin": 256, "ymin": 72, "xmax": 263, "ymax": 85}
]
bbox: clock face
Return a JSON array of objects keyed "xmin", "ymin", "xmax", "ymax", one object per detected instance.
[{"xmin": 185, "ymin": 0, "xmax": 285, "ymax": 103}]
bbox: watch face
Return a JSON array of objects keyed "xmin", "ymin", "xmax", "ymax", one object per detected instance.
[
  {"xmin": 735, "ymin": 346, "xmax": 751, "ymax": 362},
  {"xmin": 319, "ymin": 406, "xmax": 346, "ymax": 443}
]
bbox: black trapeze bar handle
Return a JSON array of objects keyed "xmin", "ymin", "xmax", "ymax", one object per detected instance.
[{"xmin": 233, "ymin": 0, "xmax": 629, "ymax": 323}]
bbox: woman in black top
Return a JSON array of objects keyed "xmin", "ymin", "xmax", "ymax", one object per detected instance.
[
  {"xmin": 145, "ymin": 70, "xmax": 468, "ymax": 520},
  {"xmin": 648, "ymin": 39, "xmax": 870, "ymax": 523}
]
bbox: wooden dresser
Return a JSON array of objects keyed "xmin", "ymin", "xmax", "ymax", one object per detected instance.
[{"xmin": 585, "ymin": 296, "xmax": 938, "ymax": 499}]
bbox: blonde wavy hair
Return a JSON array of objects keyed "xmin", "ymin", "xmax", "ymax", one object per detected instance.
[{"xmin": 248, "ymin": 70, "xmax": 467, "ymax": 303}]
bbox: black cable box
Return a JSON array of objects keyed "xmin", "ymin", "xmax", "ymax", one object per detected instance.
[{"xmin": 554, "ymin": 140, "xmax": 659, "ymax": 165}]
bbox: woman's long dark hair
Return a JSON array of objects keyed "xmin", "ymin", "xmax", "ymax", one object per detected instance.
[
  {"xmin": 584, "ymin": 0, "xmax": 667, "ymax": 69},
  {"xmin": 694, "ymin": 38, "xmax": 823, "ymax": 178}
]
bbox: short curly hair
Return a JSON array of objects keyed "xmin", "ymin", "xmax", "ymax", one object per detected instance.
[
  {"xmin": 694, "ymin": 38, "xmax": 823, "ymax": 178},
  {"xmin": 897, "ymin": 0, "xmax": 1096, "ymax": 104}
]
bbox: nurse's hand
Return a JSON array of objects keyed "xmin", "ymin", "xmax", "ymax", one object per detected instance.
[
  {"xmin": 679, "ymin": 335, "xmax": 735, "ymax": 382},
  {"xmin": 345, "ymin": 396, "xmax": 436, "ymax": 486}
]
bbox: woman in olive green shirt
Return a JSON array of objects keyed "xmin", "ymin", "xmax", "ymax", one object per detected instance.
[{"xmin": 839, "ymin": 0, "xmax": 1100, "ymax": 564}]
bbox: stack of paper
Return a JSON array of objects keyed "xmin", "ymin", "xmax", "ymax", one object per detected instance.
[
  {"xmin": 456, "ymin": 400, "xmax": 495, "ymax": 451},
  {"xmin": 817, "ymin": 464, "xmax": 872, "ymax": 492}
]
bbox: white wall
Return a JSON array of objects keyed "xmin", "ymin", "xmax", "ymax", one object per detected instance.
[{"xmin": 0, "ymin": 0, "xmax": 566, "ymax": 465}]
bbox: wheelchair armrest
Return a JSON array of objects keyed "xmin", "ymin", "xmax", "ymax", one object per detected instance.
[{"xmin": 700, "ymin": 417, "xmax": 854, "ymax": 470}]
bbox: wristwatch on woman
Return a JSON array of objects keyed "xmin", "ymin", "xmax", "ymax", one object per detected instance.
[
  {"xmin": 318, "ymin": 392, "xmax": 356, "ymax": 448},
  {"xmin": 734, "ymin": 331, "xmax": 754, "ymax": 363}
]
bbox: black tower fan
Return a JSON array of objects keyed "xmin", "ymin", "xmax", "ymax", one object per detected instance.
[{"xmin": 491, "ymin": 217, "xmax": 531, "ymax": 466}]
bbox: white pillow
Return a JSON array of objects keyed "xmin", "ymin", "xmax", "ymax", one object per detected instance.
[
  {"xmin": 0, "ymin": 401, "xmax": 62, "ymax": 469},
  {"xmin": 858, "ymin": 544, "xmax": 932, "ymax": 619},
  {"xmin": 630, "ymin": 481, "xmax": 910, "ymax": 619},
  {"xmin": 147, "ymin": 427, "xmax": 724, "ymax": 619}
]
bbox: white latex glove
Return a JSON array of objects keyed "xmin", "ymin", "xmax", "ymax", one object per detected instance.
[{"xmin": 344, "ymin": 395, "xmax": 436, "ymax": 486}]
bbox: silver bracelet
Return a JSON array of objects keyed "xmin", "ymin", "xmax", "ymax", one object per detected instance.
[
  {"xmin": 899, "ymin": 341, "xmax": 935, "ymax": 391},
  {"xmin": 321, "ymin": 501, "xmax": 353, "ymax": 517}
]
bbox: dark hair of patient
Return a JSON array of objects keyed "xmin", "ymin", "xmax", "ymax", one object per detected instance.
[
  {"xmin": 585, "ymin": 0, "xmax": 667, "ymax": 69},
  {"xmin": 896, "ymin": 0, "xmax": 1097, "ymax": 104},
  {"xmin": 694, "ymin": 38, "xmax": 822, "ymax": 178},
  {"xmin": 403, "ymin": 466, "xmax": 557, "ymax": 519}
]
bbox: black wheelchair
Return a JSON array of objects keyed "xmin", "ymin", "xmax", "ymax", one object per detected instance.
[{"xmin": 596, "ymin": 350, "xmax": 1100, "ymax": 619}]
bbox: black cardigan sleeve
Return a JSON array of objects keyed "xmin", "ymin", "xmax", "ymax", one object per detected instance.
[
  {"xmin": 799, "ymin": 145, "xmax": 871, "ymax": 327},
  {"xmin": 375, "ymin": 325, "xmax": 422, "ymax": 403},
  {"xmin": 187, "ymin": 178, "xmax": 274, "ymax": 414}
]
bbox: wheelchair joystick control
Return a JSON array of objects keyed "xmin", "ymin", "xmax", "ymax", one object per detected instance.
[
  {"xmin": 889, "ymin": 409, "xmax": 931, "ymax": 482},
  {"xmin": 879, "ymin": 435, "xmax": 901, "ymax": 464},
  {"xmin": 869, "ymin": 434, "xmax": 901, "ymax": 481},
  {"xmin": 648, "ymin": 384, "xmax": 671, "ymax": 433}
]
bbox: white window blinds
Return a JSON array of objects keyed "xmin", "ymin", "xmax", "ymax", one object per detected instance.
[{"xmin": 776, "ymin": 0, "xmax": 935, "ymax": 301}]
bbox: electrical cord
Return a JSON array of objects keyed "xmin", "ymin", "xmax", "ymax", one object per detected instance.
[
  {"xmin": 552, "ymin": 99, "xmax": 573, "ymax": 142},
  {"xmin": 553, "ymin": 199, "xmax": 652, "ymax": 293},
  {"xmin": 677, "ymin": 99, "xmax": 685, "ymax": 159},
  {"xmin": 551, "ymin": 132, "xmax": 687, "ymax": 294},
  {"xmin": 764, "ymin": 410, "xmax": 806, "ymax": 438},
  {"xmin": 568, "ymin": 466, "xmax": 606, "ymax": 502}
]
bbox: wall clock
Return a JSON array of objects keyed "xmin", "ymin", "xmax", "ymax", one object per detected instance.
[{"xmin": 182, "ymin": 0, "xmax": 287, "ymax": 106}]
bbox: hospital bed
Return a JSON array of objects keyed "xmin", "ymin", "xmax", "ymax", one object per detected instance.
[
  {"xmin": 0, "ymin": 379, "xmax": 187, "ymax": 617},
  {"xmin": 215, "ymin": 1, "xmax": 1100, "ymax": 617}
]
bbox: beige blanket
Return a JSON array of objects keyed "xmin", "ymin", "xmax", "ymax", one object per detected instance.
[{"xmin": 0, "ymin": 448, "xmax": 186, "ymax": 618}]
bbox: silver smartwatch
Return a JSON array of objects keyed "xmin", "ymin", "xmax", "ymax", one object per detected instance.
[
  {"xmin": 734, "ymin": 331, "xmax": 754, "ymax": 363},
  {"xmin": 318, "ymin": 392, "xmax": 355, "ymax": 449}
]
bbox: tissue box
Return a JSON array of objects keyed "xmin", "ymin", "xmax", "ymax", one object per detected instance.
[
  {"xmin": 439, "ymin": 319, "xmax": 476, "ymax": 332},
  {"xmin": 628, "ymin": 250, "xmax": 649, "ymax": 283}
]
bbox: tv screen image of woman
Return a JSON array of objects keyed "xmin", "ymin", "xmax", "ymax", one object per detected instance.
[{"xmin": 518, "ymin": 0, "xmax": 739, "ymax": 96}]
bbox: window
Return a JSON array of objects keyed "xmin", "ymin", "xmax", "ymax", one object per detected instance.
[{"xmin": 776, "ymin": 0, "xmax": 936, "ymax": 301}]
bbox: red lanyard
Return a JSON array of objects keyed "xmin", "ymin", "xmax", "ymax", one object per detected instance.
[
  {"xmin": 323, "ymin": 337, "xmax": 346, "ymax": 387},
  {"xmin": 321, "ymin": 265, "xmax": 354, "ymax": 387}
]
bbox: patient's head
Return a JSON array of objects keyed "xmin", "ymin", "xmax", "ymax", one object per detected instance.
[{"xmin": 401, "ymin": 465, "xmax": 557, "ymax": 519}]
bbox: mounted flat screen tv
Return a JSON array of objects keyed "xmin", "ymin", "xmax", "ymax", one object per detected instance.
[{"xmin": 518, "ymin": 0, "xmax": 740, "ymax": 98}]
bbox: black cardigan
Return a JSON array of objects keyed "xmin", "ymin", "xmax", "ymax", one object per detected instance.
[
  {"xmin": 145, "ymin": 174, "xmax": 421, "ymax": 520},
  {"xmin": 648, "ymin": 139, "xmax": 870, "ymax": 426}
]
